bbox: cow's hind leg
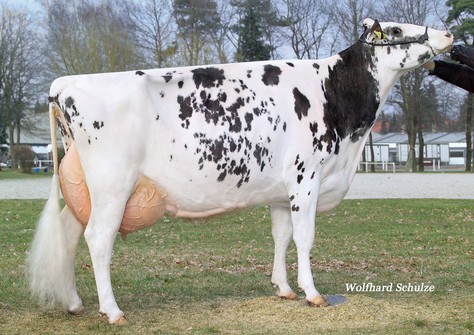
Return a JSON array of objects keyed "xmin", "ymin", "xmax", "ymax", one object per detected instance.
[
  {"xmin": 84, "ymin": 197, "xmax": 129, "ymax": 325},
  {"xmin": 270, "ymin": 205, "xmax": 297, "ymax": 300}
]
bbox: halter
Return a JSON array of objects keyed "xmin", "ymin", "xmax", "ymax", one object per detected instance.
[{"xmin": 359, "ymin": 26, "xmax": 429, "ymax": 47}]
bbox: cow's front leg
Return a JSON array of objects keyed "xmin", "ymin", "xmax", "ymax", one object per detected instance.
[
  {"xmin": 290, "ymin": 195, "xmax": 327, "ymax": 307},
  {"xmin": 84, "ymin": 201, "xmax": 128, "ymax": 325},
  {"xmin": 270, "ymin": 205, "xmax": 298, "ymax": 300}
]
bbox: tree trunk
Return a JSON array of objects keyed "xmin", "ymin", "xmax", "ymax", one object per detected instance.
[
  {"xmin": 369, "ymin": 132, "xmax": 375, "ymax": 172},
  {"xmin": 417, "ymin": 125, "xmax": 424, "ymax": 172},
  {"xmin": 16, "ymin": 117, "xmax": 20, "ymax": 146},
  {"xmin": 407, "ymin": 139, "xmax": 416, "ymax": 173},
  {"xmin": 8, "ymin": 126, "xmax": 16, "ymax": 168},
  {"xmin": 405, "ymin": 116, "xmax": 417, "ymax": 173},
  {"xmin": 466, "ymin": 93, "xmax": 473, "ymax": 172}
]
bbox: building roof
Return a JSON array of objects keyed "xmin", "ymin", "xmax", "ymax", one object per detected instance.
[
  {"xmin": 425, "ymin": 132, "xmax": 466, "ymax": 144},
  {"xmin": 6, "ymin": 111, "xmax": 51, "ymax": 146},
  {"xmin": 371, "ymin": 132, "xmax": 466, "ymax": 145},
  {"xmin": 372, "ymin": 132, "xmax": 409, "ymax": 144}
]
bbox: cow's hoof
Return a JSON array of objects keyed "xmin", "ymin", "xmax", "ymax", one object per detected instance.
[
  {"xmin": 67, "ymin": 305, "xmax": 86, "ymax": 316},
  {"xmin": 110, "ymin": 315, "xmax": 128, "ymax": 325},
  {"xmin": 276, "ymin": 289, "xmax": 298, "ymax": 300},
  {"xmin": 307, "ymin": 295, "xmax": 328, "ymax": 307}
]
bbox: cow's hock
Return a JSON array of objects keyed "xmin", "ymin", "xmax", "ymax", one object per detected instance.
[{"xmin": 59, "ymin": 144, "xmax": 166, "ymax": 238}]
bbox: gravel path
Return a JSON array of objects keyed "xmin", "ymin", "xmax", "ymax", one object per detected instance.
[
  {"xmin": 0, "ymin": 178, "xmax": 54, "ymax": 200},
  {"xmin": 0, "ymin": 173, "xmax": 473, "ymax": 200},
  {"xmin": 346, "ymin": 173, "xmax": 474, "ymax": 199}
]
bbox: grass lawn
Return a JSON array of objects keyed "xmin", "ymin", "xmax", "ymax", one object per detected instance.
[
  {"xmin": 0, "ymin": 199, "xmax": 472, "ymax": 334},
  {"xmin": 0, "ymin": 168, "xmax": 53, "ymax": 180}
]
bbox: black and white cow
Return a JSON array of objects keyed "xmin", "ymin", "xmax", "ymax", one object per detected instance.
[{"xmin": 28, "ymin": 19, "xmax": 453, "ymax": 324}]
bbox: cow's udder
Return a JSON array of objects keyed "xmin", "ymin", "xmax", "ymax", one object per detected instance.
[{"xmin": 59, "ymin": 143, "xmax": 166, "ymax": 239}]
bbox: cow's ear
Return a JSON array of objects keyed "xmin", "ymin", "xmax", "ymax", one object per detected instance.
[
  {"xmin": 361, "ymin": 18, "xmax": 386, "ymax": 42},
  {"xmin": 371, "ymin": 20, "xmax": 387, "ymax": 40}
]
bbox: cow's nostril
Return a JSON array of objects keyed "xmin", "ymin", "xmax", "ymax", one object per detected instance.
[{"xmin": 445, "ymin": 32, "xmax": 452, "ymax": 38}]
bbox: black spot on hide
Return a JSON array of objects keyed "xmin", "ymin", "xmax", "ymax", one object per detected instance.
[
  {"xmin": 262, "ymin": 65, "xmax": 282, "ymax": 86},
  {"xmin": 253, "ymin": 144, "xmax": 269, "ymax": 172},
  {"xmin": 64, "ymin": 111, "xmax": 71, "ymax": 124},
  {"xmin": 93, "ymin": 121, "xmax": 104, "ymax": 129},
  {"xmin": 65, "ymin": 97, "xmax": 75, "ymax": 108},
  {"xmin": 192, "ymin": 67, "xmax": 225, "ymax": 89},
  {"xmin": 291, "ymin": 204, "xmax": 300, "ymax": 212},
  {"xmin": 244, "ymin": 113, "xmax": 253, "ymax": 131},
  {"xmin": 177, "ymin": 95, "xmax": 193, "ymax": 123},
  {"xmin": 417, "ymin": 51, "xmax": 431, "ymax": 64},
  {"xmin": 225, "ymin": 97, "xmax": 244, "ymax": 133},
  {"xmin": 293, "ymin": 88, "xmax": 310, "ymax": 120}
]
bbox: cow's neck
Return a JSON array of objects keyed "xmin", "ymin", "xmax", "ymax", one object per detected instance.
[{"xmin": 319, "ymin": 42, "xmax": 395, "ymax": 155}]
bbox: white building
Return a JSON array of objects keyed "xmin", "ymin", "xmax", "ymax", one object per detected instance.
[
  {"xmin": 363, "ymin": 132, "xmax": 468, "ymax": 166},
  {"xmin": 3, "ymin": 111, "xmax": 53, "ymax": 163}
]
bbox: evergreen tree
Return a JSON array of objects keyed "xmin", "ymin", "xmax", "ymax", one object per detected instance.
[
  {"xmin": 232, "ymin": 0, "xmax": 277, "ymax": 62},
  {"xmin": 446, "ymin": 0, "xmax": 474, "ymax": 43},
  {"xmin": 173, "ymin": 0, "xmax": 220, "ymax": 65},
  {"xmin": 421, "ymin": 83, "xmax": 441, "ymax": 132}
]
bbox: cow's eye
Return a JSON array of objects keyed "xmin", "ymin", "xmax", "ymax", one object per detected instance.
[{"xmin": 392, "ymin": 27, "xmax": 402, "ymax": 37}]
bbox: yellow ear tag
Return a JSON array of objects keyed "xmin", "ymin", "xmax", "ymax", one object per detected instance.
[{"xmin": 374, "ymin": 31, "xmax": 386, "ymax": 40}]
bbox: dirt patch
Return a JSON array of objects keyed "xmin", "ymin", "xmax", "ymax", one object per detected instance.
[
  {"xmin": 2, "ymin": 294, "xmax": 471, "ymax": 334},
  {"xmin": 135, "ymin": 294, "xmax": 471, "ymax": 334},
  {"xmin": 222, "ymin": 295, "xmax": 469, "ymax": 333}
]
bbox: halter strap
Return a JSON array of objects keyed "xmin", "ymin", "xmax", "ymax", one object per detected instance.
[{"xmin": 359, "ymin": 26, "xmax": 429, "ymax": 47}]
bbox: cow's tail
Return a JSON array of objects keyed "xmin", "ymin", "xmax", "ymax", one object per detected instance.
[{"xmin": 27, "ymin": 101, "xmax": 80, "ymax": 310}]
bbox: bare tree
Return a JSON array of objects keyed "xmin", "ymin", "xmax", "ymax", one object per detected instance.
[
  {"xmin": 209, "ymin": 0, "xmax": 236, "ymax": 63},
  {"xmin": 333, "ymin": 0, "xmax": 379, "ymax": 170},
  {"xmin": 130, "ymin": 0, "xmax": 176, "ymax": 68},
  {"xmin": 279, "ymin": 0, "xmax": 333, "ymax": 59},
  {"xmin": 0, "ymin": 4, "xmax": 41, "ymax": 166},
  {"xmin": 43, "ymin": 0, "xmax": 142, "ymax": 78},
  {"xmin": 335, "ymin": 0, "xmax": 377, "ymax": 45},
  {"xmin": 382, "ymin": 0, "xmax": 441, "ymax": 172}
]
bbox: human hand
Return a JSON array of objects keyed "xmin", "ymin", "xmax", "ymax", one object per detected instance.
[
  {"xmin": 421, "ymin": 60, "xmax": 435, "ymax": 71},
  {"xmin": 451, "ymin": 45, "xmax": 468, "ymax": 63}
]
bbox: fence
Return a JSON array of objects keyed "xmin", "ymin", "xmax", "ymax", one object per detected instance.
[{"xmin": 358, "ymin": 161, "xmax": 396, "ymax": 173}]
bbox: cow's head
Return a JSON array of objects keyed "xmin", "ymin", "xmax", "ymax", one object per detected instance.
[{"xmin": 359, "ymin": 18, "xmax": 453, "ymax": 72}]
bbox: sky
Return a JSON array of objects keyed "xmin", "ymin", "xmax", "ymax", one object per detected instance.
[{"xmin": 4, "ymin": 0, "xmax": 42, "ymax": 12}]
